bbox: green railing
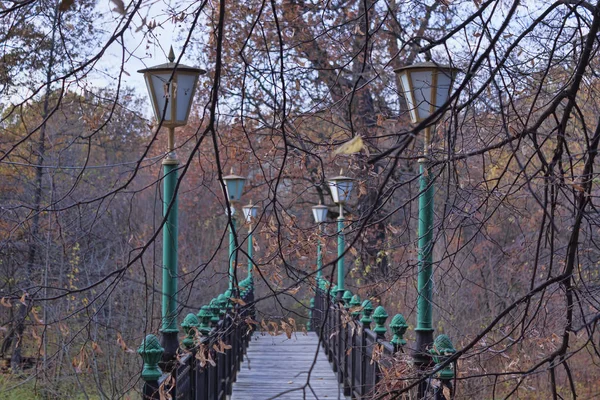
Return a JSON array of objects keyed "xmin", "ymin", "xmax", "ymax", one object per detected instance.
[
  {"xmin": 312, "ymin": 280, "xmax": 457, "ymax": 399},
  {"xmin": 138, "ymin": 278, "xmax": 255, "ymax": 400}
]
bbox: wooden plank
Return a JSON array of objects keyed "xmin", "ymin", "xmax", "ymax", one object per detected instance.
[{"xmin": 231, "ymin": 332, "xmax": 348, "ymax": 400}]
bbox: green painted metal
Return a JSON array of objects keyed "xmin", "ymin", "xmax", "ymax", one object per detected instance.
[
  {"xmin": 390, "ymin": 313, "xmax": 409, "ymax": 347},
  {"xmin": 229, "ymin": 216, "xmax": 236, "ymax": 290},
  {"xmin": 181, "ymin": 313, "xmax": 200, "ymax": 349},
  {"xmin": 331, "ymin": 284, "xmax": 338, "ymax": 300},
  {"xmin": 429, "ymin": 334, "xmax": 456, "ymax": 379},
  {"xmin": 360, "ymin": 299, "xmax": 374, "ymax": 326},
  {"xmin": 197, "ymin": 305, "xmax": 212, "ymax": 335},
  {"xmin": 307, "ymin": 298, "xmax": 314, "ymax": 331},
  {"xmin": 138, "ymin": 334, "xmax": 164, "ymax": 381},
  {"xmin": 217, "ymin": 294, "xmax": 227, "ymax": 317},
  {"xmin": 372, "ymin": 305, "xmax": 388, "ymax": 337},
  {"xmin": 342, "ymin": 290, "xmax": 353, "ymax": 308},
  {"xmin": 224, "ymin": 289, "xmax": 233, "ymax": 308},
  {"xmin": 336, "ymin": 216, "xmax": 345, "ymax": 297},
  {"xmin": 349, "ymin": 295, "xmax": 361, "ymax": 318},
  {"xmin": 416, "ymin": 162, "xmax": 434, "ymax": 333},
  {"xmin": 209, "ymin": 299, "xmax": 220, "ymax": 325},
  {"xmin": 162, "ymin": 162, "xmax": 179, "ymax": 333}
]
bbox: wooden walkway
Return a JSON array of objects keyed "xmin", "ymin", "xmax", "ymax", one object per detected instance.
[{"xmin": 231, "ymin": 332, "xmax": 346, "ymax": 400}]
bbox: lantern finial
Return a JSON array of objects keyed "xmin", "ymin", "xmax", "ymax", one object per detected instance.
[{"xmin": 168, "ymin": 46, "xmax": 175, "ymax": 63}]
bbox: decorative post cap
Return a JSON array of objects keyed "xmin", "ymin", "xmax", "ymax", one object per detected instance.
[
  {"xmin": 181, "ymin": 313, "xmax": 200, "ymax": 349},
  {"xmin": 209, "ymin": 298, "xmax": 221, "ymax": 324},
  {"xmin": 224, "ymin": 289, "xmax": 234, "ymax": 308},
  {"xmin": 217, "ymin": 294, "xmax": 228, "ymax": 316},
  {"xmin": 361, "ymin": 299, "xmax": 374, "ymax": 325},
  {"xmin": 349, "ymin": 295, "xmax": 361, "ymax": 318},
  {"xmin": 390, "ymin": 313, "xmax": 409, "ymax": 348},
  {"xmin": 429, "ymin": 334, "xmax": 457, "ymax": 379},
  {"xmin": 342, "ymin": 290, "xmax": 353, "ymax": 308},
  {"xmin": 372, "ymin": 305, "xmax": 388, "ymax": 338},
  {"xmin": 331, "ymin": 285, "xmax": 338, "ymax": 299},
  {"xmin": 138, "ymin": 334, "xmax": 164, "ymax": 382},
  {"xmin": 197, "ymin": 305, "xmax": 213, "ymax": 335}
]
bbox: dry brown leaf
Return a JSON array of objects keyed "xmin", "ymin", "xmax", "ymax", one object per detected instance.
[
  {"xmin": 58, "ymin": 0, "xmax": 74, "ymax": 12},
  {"xmin": 31, "ymin": 308, "xmax": 43, "ymax": 324},
  {"xmin": 92, "ymin": 341, "xmax": 103, "ymax": 355},
  {"xmin": 230, "ymin": 297, "xmax": 246, "ymax": 306},
  {"xmin": 286, "ymin": 286, "xmax": 300, "ymax": 295},
  {"xmin": 117, "ymin": 332, "xmax": 134, "ymax": 353},
  {"xmin": 159, "ymin": 374, "xmax": 173, "ymax": 400},
  {"xmin": 443, "ymin": 385, "xmax": 452, "ymax": 398},
  {"xmin": 334, "ymin": 135, "xmax": 364, "ymax": 155},
  {"xmin": 0, "ymin": 297, "xmax": 11, "ymax": 307},
  {"xmin": 111, "ymin": 0, "xmax": 126, "ymax": 14},
  {"xmin": 219, "ymin": 339, "xmax": 232, "ymax": 351}
]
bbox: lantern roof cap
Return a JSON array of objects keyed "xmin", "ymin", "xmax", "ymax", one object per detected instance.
[
  {"xmin": 312, "ymin": 202, "xmax": 328, "ymax": 210},
  {"xmin": 223, "ymin": 170, "xmax": 247, "ymax": 181},
  {"xmin": 394, "ymin": 61, "xmax": 461, "ymax": 74},
  {"xmin": 329, "ymin": 169, "xmax": 354, "ymax": 181},
  {"xmin": 138, "ymin": 46, "xmax": 206, "ymax": 75}
]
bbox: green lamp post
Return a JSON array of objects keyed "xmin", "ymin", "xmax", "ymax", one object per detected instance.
[
  {"xmin": 242, "ymin": 201, "xmax": 258, "ymax": 281},
  {"xmin": 328, "ymin": 171, "xmax": 354, "ymax": 300},
  {"xmin": 312, "ymin": 202, "xmax": 328, "ymax": 285},
  {"xmin": 138, "ymin": 47, "xmax": 204, "ymax": 363},
  {"xmin": 395, "ymin": 61, "xmax": 460, "ymax": 397},
  {"xmin": 222, "ymin": 171, "xmax": 247, "ymax": 292}
]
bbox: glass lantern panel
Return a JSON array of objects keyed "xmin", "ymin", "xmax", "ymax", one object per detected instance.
[
  {"xmin": 148, "ymin": 73, "xmax": 173, "ymax": 123},
  {"xmin": 337, "ymin": 180, "xmax": 353, "ymax": 202},
  {"xmin": 225, "ymin": 179, "xmax": 245, "ymax": 201},
  {"xmin": 243, "ymin": 206, "xmax": 257, "ymax": 222},
  {"xmin": 410, "ymin": 70, "xmax": 434, "ymax": 122},
  {"xmin": 175, "ymin": 73, "xmax": 197, "ymax": 123},
  {"xmin": 312, "ymin": 206, "xmax": 327, "ymax": 223},
  {"xmin": 400, "ymin": 73, "xmax": 418, "ymax": 123},
  {"xmin": 328, "ymin": 181, "xmax": 340, "ymax": 203},
  {"xmin": 434, "ymin": 71, "xmax": 453, "ymax": 109}
]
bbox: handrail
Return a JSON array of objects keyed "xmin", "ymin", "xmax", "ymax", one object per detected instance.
[
  {"xmin": 311, "ymin": 280, "xmax": 456, "ymax": 399},
  {"xmin": 138, "ymin": 278, "xmax": 255, "ymax": 400}
]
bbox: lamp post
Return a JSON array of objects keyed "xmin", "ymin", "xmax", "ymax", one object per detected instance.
[
  {"xmin": 394, "ymin": 62, "xmax": 459, "ymax": 395},
  {"xmin": 138, "ymin": 47, "xmax": 204, "ymax": 363},
  {"xmin": 312, "ymin": 202, "xmax": 328, "ymax": 284},
  {"xmin": 328, "ymin": 172, "xmax": 354, "ymax": 300},
  {"xmin": 222, "ymin": 171, "xmax": 246, "ymax": 292},
  {"xmin": 242, "ymin": 201, "xmax": 258, "ymax": 280}
]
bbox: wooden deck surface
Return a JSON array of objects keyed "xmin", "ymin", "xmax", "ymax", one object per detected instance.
[{"xmin": 231, "ymin": 332, "xmax": 346, "ymax": 400}]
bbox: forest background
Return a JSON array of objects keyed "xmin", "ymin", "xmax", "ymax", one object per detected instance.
[{"xmin": 1, "ymin": 0, "xmax": 600, "ymax": 398}]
